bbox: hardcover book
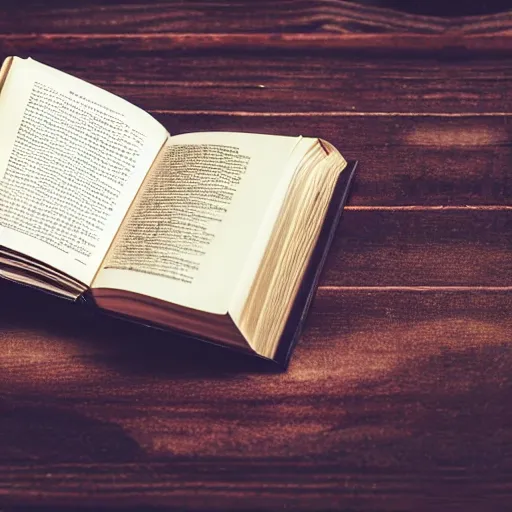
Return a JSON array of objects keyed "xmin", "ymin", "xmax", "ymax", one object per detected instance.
[{"xmin": 0, "ymin": 56, "xmax": 357, "ymax": 364}]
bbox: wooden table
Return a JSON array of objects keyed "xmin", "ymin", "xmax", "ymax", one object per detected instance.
[{"xmin": 1, "ymin": 1, "xmax": 511, "ymax": 509}]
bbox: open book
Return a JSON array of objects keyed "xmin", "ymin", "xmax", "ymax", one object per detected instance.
[{"xmin": 0, "ymin": 56, "xmax": 356, "ymax": 364}]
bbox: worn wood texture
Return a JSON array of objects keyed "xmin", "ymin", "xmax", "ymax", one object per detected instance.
[
  {"xmin": 0, "ymin": 0, "xmax": 511, "ymax": 510},
  {"xmin": 1, "ymin": 283, "xmax": 511, "ymax": 509},
  {"xmin": 2, "ymin": 37, "xmax": 512, "ymax": 114},
  {"xmin": 1, "ymin": 1, "xmax": 511, "ymax": 34}
]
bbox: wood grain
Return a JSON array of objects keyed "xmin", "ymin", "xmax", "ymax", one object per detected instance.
[
  {"xmin": 0, "ymin": 1, "xmax": 451, "ymax": 35},
  {"xmin": 458, "ymin": 10, "xmax": 512, "ymax": 34},
  {"xmin": 2, "ymin": 44, "xmax": 512, "ymax": 209},
  {"xmin": 0, "ymin": 284, "xmax": 511, "ymax": 508},
  {"xmin": 1, "ymin": 1, "xmax": 511, "ymax": 35},
  {"xmin": 1, "ymin": 0, "xmax": 511, "ymax": 509},
  {"xmin": 324, "ymin": 210, "xmax": 512, "ymax": 287},
  {"xmin": 4, "ymin": 32, "xmax": 512, "ymax": 55},
  {"xmin": 2, "ymin": 38, "xmax": 512, "ymax": 114}
]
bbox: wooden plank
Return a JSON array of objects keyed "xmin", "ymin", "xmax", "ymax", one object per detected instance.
[
  {"xmin": 384, "ymin": 2, "xmax": 512, "ymax": 18},
  {"xmin": 3, "ymin": 33, "xmax": 512, "ymax": 56},
  {"xmin": 0, "ymin": 286, "xmax": 511, "ymax": 508},
  {"xmin": 2, "ymin": 1, "xmax": 511, "ymax": 36},
  {"xmin": 0, "ymin": 73, "xmax": 509, "ymax": 207},
  {"xmin": 459, "ymin": 10, "xmax": 512, "ymax": 34},
  {"xmin": 1, "ymin": 38, "xmax": 511, "ymax": 114},
  {"xmin": 0, "ymin": 121, "xmax": 507, "ymax": 283},
  {"xmin": 324, "ymin": 210, "xmax": 512, "ymax": 287},
  {"xmin": 0, "ymin": 1, "xmax": 448, "ymax": 35},
  {"xmin": 1, "ymin": 463, "xmax": 511, "ymax": 511},
  {"xmin": 91, "ymin": 73, "xmax": 512, "ymax": 115},
  {"xmin": 164, "ymin": 114, "xmax": 512, "ymax": 207},
  {"xmin": 1, "ymin": 286, "xmax": 510, "ymax": 417},
  {"xmin": 1, "ymin": 286, "xmax": 510, "ymax": 390},
  {"xmin": 1, "ymin": 43, "xmax": 510, "ymax": 205}
]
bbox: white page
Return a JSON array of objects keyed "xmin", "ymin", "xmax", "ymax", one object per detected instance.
[
  {"xmin": 0, "ymin": 57, "xmax": 168, "ymax": 285},
  {"xmin": 93, "ymin": 132, "xmax": 305, "ymax": 314}
]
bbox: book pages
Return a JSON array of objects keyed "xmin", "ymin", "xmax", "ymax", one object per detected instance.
[
  {"xmin": 0, "ymin": 57, "xmax": 168, "ymax": 285},
  {"xmin": 94, "ymin": 132, "xmax": 302, "ymax": 314}
]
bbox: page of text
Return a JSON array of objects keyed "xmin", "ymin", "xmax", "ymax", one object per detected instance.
[
  {"xmin": 0, "ymin": 57, "xmax": 168, "ymax": 284},
  {"xmin": 94, "ymin": 132, "xmax": 303, "ymax": 313}
]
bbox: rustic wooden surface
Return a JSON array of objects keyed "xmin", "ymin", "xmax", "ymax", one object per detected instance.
[{"xmin": 0, "ymin": 1, "xmax": 511, "ymax": 510}]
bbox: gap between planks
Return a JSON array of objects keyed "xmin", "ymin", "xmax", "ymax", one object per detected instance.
[
  {"xmin": 345, "ymin": 206, "xmax": 512, "ymax": 211},
  {"xmin": 319, "ymin": 286, "xmax": 512, "ymax": 291},
  {"xmin": 151, "ymin": 110, "xmax": 512, "ymax": 117},
  {"xmin": 4, "ymin": 33, "xmax": 512, "ymax": 54},
  {"xmin": 4, "ymin": 33, "xmax": 512, "ymax": 43}
]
